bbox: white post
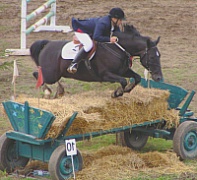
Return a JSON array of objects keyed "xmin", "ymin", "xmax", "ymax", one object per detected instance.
[
  {"xmin": 5, "ymin": 0, "xmax": 71, "ymax": 56},
  {"xmin": 50, "ymin": 1, "xmax": 56, "ymax": 27},
  {"xmin": 5, "ymin": 0, "xmax": 30, "ymax": 55},
  {"xmin": 21, "ymin": 0, "xmax": 27, "ymax": 50}
]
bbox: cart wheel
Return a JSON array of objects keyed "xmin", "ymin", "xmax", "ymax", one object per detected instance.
[
  {"xmin": 48, "ymin": 145, "xmax": 83, "ymax": 180},
  {"xmin": 124, "ymin": 130, "xmax": 148, "ymax": 150},
  {"xmin": 0, "ymin": 133, "xmax": 29, "ymax": 172},
  {"xmin": 173, "ymin": 121, "xmax": 197, "ymax": 160}
]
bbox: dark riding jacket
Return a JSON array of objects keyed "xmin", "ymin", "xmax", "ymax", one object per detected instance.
[{"xmin": 71, "ymin": 15, "xmax": 120, "ymax": 42}]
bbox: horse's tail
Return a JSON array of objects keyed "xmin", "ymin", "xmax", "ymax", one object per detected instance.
[{"xmin": 30, "ymin": 40, "xmax": 50, "ymax": 66}]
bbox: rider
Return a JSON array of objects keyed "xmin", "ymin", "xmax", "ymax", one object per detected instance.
[{"xmin": 67, "ymin": 7, "xmax": 126, "ymax": 74}]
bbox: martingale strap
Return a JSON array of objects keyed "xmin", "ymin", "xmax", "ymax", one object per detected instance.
[
  {"xmin": 115, "ymin": 42, "xmax": 133, "ymax": 67},
  {"xmin": 100, "ymin": 43, "xmax": 122, "ymax": 59},
  {"xmin": 100, "ymin": 42, "xmax": 132, "ymax": 67}
]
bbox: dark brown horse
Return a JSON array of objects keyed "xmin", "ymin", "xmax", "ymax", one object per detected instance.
[{"xmin": 30, "ymin": 24, "xmax": 163, "ymax": 98}]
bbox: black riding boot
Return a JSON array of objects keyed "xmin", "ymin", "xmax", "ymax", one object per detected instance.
[{"xmin": 67, "ymin": 47, "xmax": 88, "ymax": 74}]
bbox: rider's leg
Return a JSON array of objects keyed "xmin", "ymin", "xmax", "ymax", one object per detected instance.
[
  {"xmin": 67, "ymin": 47, "xmax": 88, "ymax": 73},
  {"xmin": 67, "ymin": 32, "xmax": 93, "ymax": 74}
]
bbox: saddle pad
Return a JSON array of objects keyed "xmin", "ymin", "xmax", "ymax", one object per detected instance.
[{"xmin": 61, "ymin": 41, "xmax": 80, "ymax": 59}]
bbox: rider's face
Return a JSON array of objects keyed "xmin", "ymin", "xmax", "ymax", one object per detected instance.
[{"xmin": 111, "ymin": 18, "xmax": 122, "ymax": 27}]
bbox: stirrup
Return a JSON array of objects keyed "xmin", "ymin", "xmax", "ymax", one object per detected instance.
[{"xmin": 67, "ymin": 63, "xmax": 78, "ymax": 74}]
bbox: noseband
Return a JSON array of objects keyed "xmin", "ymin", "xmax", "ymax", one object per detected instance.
[
  {"xmin": 140, "ymin": 48, "xmax": 150, "ymax": 70},
  {"xmin": 139, "ymin": 46, "xmax": 161, "ymax": 71}
]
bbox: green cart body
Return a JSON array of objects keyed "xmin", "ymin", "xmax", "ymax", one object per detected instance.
[{"xmin": 0, "ymin": 78, "xmax": 197, "ymax": 179}]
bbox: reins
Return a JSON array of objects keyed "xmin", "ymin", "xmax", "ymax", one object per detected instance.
[
  {"xmin": 114, "ymin": 42, "xmax": 133, "ymax": 67},
  {"xmin": 114, "ymin": 42, "xmax": 161, "ymax": 71},
  {"xmin": 101, "ymin": 42, "xmax": 161, "ymax": 72},
  {"xmin": 114, "ymin": 42, "xmax": 131, "ymax": 58},
  {"xmin": 114, "ymin": 42, "xmax": 143, "ymax": 68}
]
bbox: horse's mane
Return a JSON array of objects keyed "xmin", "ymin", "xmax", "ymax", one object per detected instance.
[
  {"xmin": 122, "ymin": 24, "xmax": 150, "ymax": 40},
  {"xmin": 122, "ymin": 24, "xmax": 140, "ymax": 36}
]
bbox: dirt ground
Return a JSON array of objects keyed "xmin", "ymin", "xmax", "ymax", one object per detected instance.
[{"xmin": 0, "ymin": 0, "xmax": 197, "ymax": 179}]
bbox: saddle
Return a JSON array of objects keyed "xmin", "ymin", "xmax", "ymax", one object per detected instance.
[{"xmin": 61, "ymin": 39, "xmax": 97, "ymax": 61}]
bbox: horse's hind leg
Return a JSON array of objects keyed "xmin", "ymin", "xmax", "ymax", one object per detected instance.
[
  {"xmin": 33, "ymin": 71, "xmax": 52, "ymax": 99},
  {"xmin": 33, "ymin": 71, "xmax": 38, "ymax": 80},
  {"xmin": 53, "ymin": 81, "xmax": 65, "ymax": 98},
  {"xmin": 42, "ymin": 84, "xmax": 52, "ymax": 99}
]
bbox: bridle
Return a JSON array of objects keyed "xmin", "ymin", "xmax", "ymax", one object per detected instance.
[
  {"xmin": 139, "ymin": 48, "xmax": 150, "ymax": 70},
  {"xmin": 136, "ymin": 46, "xmax": 161, "ymax": 71},
  {"xmin": 114, "ymin": 42, "xmax": 156, "ymax": 71}
]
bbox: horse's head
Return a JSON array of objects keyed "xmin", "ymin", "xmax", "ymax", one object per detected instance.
[
  {"xmin": 140, "ymin": 37, "xmax": 163, "ymax": 82},
  {"xmin": 114, "ymin": 24, "xmax": 163, "ymax": 82}
]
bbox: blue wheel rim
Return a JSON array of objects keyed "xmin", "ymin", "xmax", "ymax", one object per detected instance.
[
  {"xmin": 184, "ymin": 131, "xmax": 197, "ymax": 151},
  {"xmin": 59, "ymin": 155, "xmax": 80, "ymax": 178}
]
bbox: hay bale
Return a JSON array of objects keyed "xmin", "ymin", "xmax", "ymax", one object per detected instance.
[
  {"xmin": 139, "ymin": 151, "xmax": 170, "ymax": 167},
  {"xmin": 15, "ymin": 86, "xmax": 179, "ymax": 139},
  {"xmin": 77, "ymin": 145, "xmax": 146, "ymax": 180},
  {"xmin": 20, "ymin": 145, "xmax": 194, "ymax": 179},
  {"xmin": 139, "ymin": 151, "xmax": 194, "ymax": 175}
]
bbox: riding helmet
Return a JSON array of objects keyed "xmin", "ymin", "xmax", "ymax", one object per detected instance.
[{"xmin": 109, "ymin": 8, "xmax": 125, "ymax": 20}]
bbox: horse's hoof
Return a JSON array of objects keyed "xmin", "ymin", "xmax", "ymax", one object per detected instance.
[
  {"xmin": 42, "ymin": 84, "xmax": 52, "ymax": 99},
  {"xmin": 111, "ymin": 87, "xmax": 124, "ymax": 98},
  {"xmin": 111, "ymin": 92, "xmax": 116, "ymax": 98}
]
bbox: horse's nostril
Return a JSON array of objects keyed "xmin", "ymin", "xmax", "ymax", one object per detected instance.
[
  {"xmin": 157, "ymin": 76, "xmax": 164, "ymax": 82},
  {"xmin": 152, "ymin": 74, "xmax": 163, "ymax": 82}
]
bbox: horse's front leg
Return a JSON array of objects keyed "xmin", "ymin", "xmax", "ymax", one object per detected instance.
[
  {"xmin": 102, "ymin": 72, "xmax": 127, "ymax": 98},
  {"xmin": 123, "ymin": 69, "xmax": 141, "ymax": 93}
]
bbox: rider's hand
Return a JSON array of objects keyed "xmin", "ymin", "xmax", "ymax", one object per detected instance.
[{"xmin": 110, "ymin": 36, "xmax": 118, "ymax": 43}]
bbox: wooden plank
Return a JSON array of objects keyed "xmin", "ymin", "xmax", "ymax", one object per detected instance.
[{"xmin": 5, "ymin": 49, "xmax": 30, "ymax": 56}]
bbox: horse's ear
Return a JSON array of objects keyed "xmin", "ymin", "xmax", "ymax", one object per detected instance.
[
  {"xmin": 147, "ymin": 36, "xmax": 160, "ymax": 48},
  {"xmin": 155, "ymin": 36, "xmax": 160, "ymax": 45}
]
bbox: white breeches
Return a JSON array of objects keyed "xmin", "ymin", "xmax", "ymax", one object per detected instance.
[{"xmin": 74, "ymin": 32, "xmax": 93, "ymax": 52}]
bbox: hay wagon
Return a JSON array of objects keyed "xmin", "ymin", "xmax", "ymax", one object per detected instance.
[{"xmin": 0, "ymin": 78, "xmax": 197, "ymax": 180}]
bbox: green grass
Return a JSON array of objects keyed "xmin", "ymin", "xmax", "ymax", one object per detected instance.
[
  {"xmin": 77, "ymin": 135, "xmax": 173, "ymax": 153},
  {"xmin": 142, "ymin": 138, "xmax": 173, "ymax": 152},
  {"xmin": 60, "ymin": 78, "xmax": 120, "ymax": 94},
  {"xmin": 77, "ymin": 134, "xmax": 116, "ymax": 151}
]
